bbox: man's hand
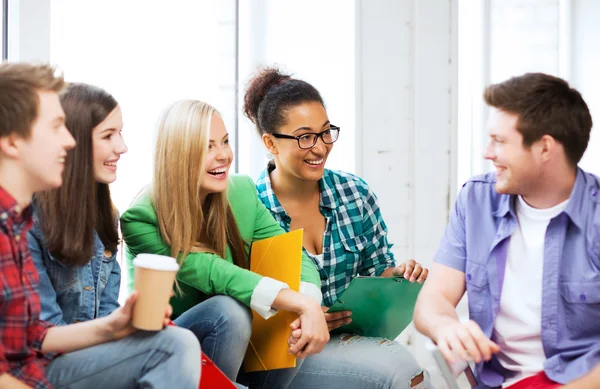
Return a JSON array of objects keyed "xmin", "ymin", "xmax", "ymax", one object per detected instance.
[
  {"xmin": 322, "ymin": 306, "xmax": 352, "ymax": 332},
  {"xmin": 392, "ymin": 259, "xmax": 428, "ymax": 283},
  {"xmin": 434, "ymin": 320, "xmax": 500, "ymax": 364}
]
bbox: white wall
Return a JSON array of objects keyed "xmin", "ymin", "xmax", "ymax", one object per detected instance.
[
  {"xmin": 7, "ymin": 0, "xmax": 50, "ymax": 61},
  {"xmin": 572, "ymin": 0, "xmax": 600, "ymax": 175},
  {"xmin": 237, "ymin": 0, "xmax": 356, "ymax": 180},
  {"xmin": 356, "ymin": 1, "xmax": 457, "ymax": 382},
  {"xmin": 357, "ymin": 0, "xmax": 457, "ymax": 267}
]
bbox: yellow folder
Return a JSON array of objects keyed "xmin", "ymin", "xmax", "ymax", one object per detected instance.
[{"xmin": 243, "ymin": 229, "xmax": 303, "ymax": 372}]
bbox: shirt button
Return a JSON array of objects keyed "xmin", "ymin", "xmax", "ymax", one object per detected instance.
[
  {"xmin": 467, "ymin": 273, "xmax": 472, "ymax": 281},
  {"xmin": 13, "ymin": 205, "xmax": 21, "ymax": 214},
  {"xmin": 324, "ymin": 247, "xmax": 330, "ymax": 253},
  {"xmin": 592, "ymin": 190, "xmax": 598, "ymax": 198},
  {"xmin": 103, "ymin": 250, "xmax": 112, "ymax": 257},
  {"xmin": 580, "ymin": 293, "xmax": 586, "ymax": 302},
  {"xmin": 14, "ymin": 235, "xmax": 21, "ymax": 242},
  {"xmin": 84, "ymin": 286, "xmax": 93, "ymax": 291},
  {"xmin": 0, "ymin": 212, "xmax": 7, "ymax": 220}
]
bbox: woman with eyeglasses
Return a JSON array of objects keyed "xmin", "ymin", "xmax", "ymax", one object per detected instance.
[{"xmin": 244, "ymin": 68, "xmax": 433, "ymax": 389}]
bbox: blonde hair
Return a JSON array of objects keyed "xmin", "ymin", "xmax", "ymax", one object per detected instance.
[{"xmin": 152, "ymin": 100, "xmax": 247, "ymax": 268}]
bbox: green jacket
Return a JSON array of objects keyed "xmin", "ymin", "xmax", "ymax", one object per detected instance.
[{"xmin": 120, "ymin": 174, "xmax": 321, "ymax": 317}]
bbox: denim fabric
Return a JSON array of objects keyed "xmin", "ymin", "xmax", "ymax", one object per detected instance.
[
  {"xmin": 174, "ymin": 295, "xmax": 252, "ymax": 382},
  {"xmin": 434, "ymin": 169, "xmax": 600, "ymax": 387},
  {"xmin": 249, "ymin": 334, "xmax": 432, "ymax": 389},
  {"xmin": 45, "ymin": 326, "xmax": 201, "ymax": 389},
  {"xmin": 28, "ymin": 209, "xmax": 120, "ymax": 325}
]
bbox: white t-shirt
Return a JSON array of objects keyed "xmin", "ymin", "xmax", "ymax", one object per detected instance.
[{"xmin": 493, "ymin": 195, "xmax": 568, "ymax": 387}]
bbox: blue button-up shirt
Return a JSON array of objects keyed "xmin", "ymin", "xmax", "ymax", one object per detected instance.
[
  {"xmin": 27, "ymin": 209, "xmax": 121, "ymax": 325},
  {"xmin": 434, "ymin": 169, "xmax": 600, "ymax": 387}
]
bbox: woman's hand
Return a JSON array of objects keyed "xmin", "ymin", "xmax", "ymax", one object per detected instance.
[
  {"xmin": 101, "ymin": 291, "xmax": 173, "ymax": 341},
  {"xmin": 287, "ymin": 299, "xmax": 329, "ymax": 358},
  {"xmin": 322, "ymin": 306, "xmax": 352, "ymax": 332},
  {"xmin": 392, "ymin": 259, "xmax": 428, "ymax": 283}
]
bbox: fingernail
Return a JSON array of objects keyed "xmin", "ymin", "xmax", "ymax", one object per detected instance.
[
  {"xmin": 346, "ymin": 312, "xmax": 352, "ymax": 317},
  {"xmin": 346, "ymin": 319, "xmax": 352, "ymax": 324},
  {"xmin": 410, "ymin": 277, "xmax": 416, "ymax": 282}
]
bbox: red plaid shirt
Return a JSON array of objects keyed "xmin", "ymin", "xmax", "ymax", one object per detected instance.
[{"xmin": 0, "ymin": 186, "xmax": 55, "ymax": 388}]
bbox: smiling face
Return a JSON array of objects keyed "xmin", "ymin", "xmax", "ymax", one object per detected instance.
[
  {"xmin": 17, "ymin": 91, "xmax": 77, "ymax": 192},
  {"xmin": 267, "ymin": 101, "xmax": 332, "ymax": 182},
  {"xmin": 92, "ymin": 105, "xmax": 128, "ymax": 184},
  {"xmin": 483, "ymin": 109, "xmax": 543, "ymax": 195},
  {"xmin": 199, "ymin": 113, "xmax": 233, "ymax": 197}
]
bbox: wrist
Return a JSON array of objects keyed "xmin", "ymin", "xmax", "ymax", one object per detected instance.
[
  {"xmin": 296, "ymin": 294, "xmax": 319, "ymax": 314},
  {"xmin": 94, "ymin": 316, "xmax": 113, "ymax": 342}
]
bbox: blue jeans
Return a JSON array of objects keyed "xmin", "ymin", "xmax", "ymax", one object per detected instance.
[
  {"xmin": 174, "ymin": 295, "xmax": 252, "ymax": 382},
  {"xmin": 250, "ymin": 333, "xmax": 433, "ymax": 389},
  {"xmin": 45, "ymin": 326, "xmax": 201, "ymax": 389}
]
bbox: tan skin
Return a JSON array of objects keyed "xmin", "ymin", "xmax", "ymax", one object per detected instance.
[{"xmin": 262, "ymin": 102, "xmax": 428, "ymax": 335}]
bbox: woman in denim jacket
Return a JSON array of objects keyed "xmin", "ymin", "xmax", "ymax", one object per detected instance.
[
  {"xmin": 26, "ymin": 83, "xmax": 202, "ymax": 388},
  {"xmin": 28, "ymin": 83, "xmax": 127, "ymax": 325}
]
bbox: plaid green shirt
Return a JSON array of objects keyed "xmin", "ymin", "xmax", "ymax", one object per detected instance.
[{"xmin": 256, "ymin": 166, "xmax": 396, "ymax": 307}]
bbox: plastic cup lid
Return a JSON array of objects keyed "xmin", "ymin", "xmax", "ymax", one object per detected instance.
[{"xmin": 133, "ymin": 253, "xmax": 179, "ymax": 271}]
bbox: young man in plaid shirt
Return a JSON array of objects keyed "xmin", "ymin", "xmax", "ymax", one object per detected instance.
[{"xmin": 0, "ymin": 62, "xmax": 201, "ymax": 389}]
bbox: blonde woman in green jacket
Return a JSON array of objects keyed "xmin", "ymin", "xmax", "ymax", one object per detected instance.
[{"xmin": 120, "ymin": 100, "xmax": 328, "ymax": 385}]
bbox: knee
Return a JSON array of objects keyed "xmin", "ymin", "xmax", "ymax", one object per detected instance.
[
  {"xmin": 168, "ymin": 327, "xmax": 202, "ymax": 383},
  {"xmin": 163, "ymin": 326, "xmax": 201, "ymax": 357},
  {"xmin": 386, "ymin": 348, "xmax": 429, "ymax": 388},
  {"xmin": 210, "ymin": 295, "xmax": 252, "ymax": 342},
  {"xmin": 366, "ymin": 341, "xmax": 427, "ymax": 387}
]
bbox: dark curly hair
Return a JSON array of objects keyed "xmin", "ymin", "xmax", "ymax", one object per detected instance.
[{"xmin": 243, "ymin": 67, "xmax": 325, "ymax": 136}]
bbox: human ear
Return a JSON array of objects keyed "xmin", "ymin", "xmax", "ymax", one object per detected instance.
[
  {"xmin": 0, "ymin": 134, "xmax": 22, "ymax": 159},
  {"xmin": 262, "ymin": 133, "xmax": 279, "ymax": 156},
  {"xmin": 538, "ymin": 134, "xmax": 556, "ymax": 162}
]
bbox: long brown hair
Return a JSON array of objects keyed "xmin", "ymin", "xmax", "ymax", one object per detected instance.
[
  {"xmin": 36, "ymin": 83, "xmax": 119, "ymax": 266},
  {"xmin": 152, "ymin": 100, "xmax": 247, "ymax": 268}
]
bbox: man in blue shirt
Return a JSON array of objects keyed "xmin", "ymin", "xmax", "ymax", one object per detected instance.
[{"xmin": 414, "ymin": 72, "xmax": 599, "ymax": 388}]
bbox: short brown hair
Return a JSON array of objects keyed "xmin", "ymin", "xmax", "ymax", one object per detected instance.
[
  {"xmin": 0, "ymin": 62, "xmax": 65, "ymax": 139},
  {"xmin": 484, "ymin": 73, "xmax": 592, "ymax": 165}
]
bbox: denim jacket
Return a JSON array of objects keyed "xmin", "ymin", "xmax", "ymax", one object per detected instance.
[{"xmin": 27, "ymin": 208, "xmax": 121, "ymax": 325}]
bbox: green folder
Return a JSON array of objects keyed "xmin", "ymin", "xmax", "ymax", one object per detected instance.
[{"xmin": 327, "ymin": 276, "xmax": 423, "ymax": 340}]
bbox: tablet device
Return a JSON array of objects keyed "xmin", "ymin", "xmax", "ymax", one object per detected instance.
[{"xmin": 428, "ymin": 342, "xmax": 478, "ymax": 389}]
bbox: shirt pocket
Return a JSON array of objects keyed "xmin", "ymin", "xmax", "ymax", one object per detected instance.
[
  {"xmin": 465, "ymin": 263, "xmax": 489, "ymax": 313},
  {"xmin": 46, "ymin": 252, "xmax": 78, "ymax": 292},
  {"xmin": 341, "ymin": 236, "xmax": 366, "ymax": 275},
  {"xmin": 561, "ymin": 281, "xmax": 600, "ymax": 338}
]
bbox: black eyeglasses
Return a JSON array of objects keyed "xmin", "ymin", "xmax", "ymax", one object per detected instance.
[{"xmin": 271, "ymin": 125, "xmax": 340, "ymax": 149}]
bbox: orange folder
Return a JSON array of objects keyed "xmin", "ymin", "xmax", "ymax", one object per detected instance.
[{"xmin": 243, "ymin": 229, "xmax": 303, "ymax": 372}]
